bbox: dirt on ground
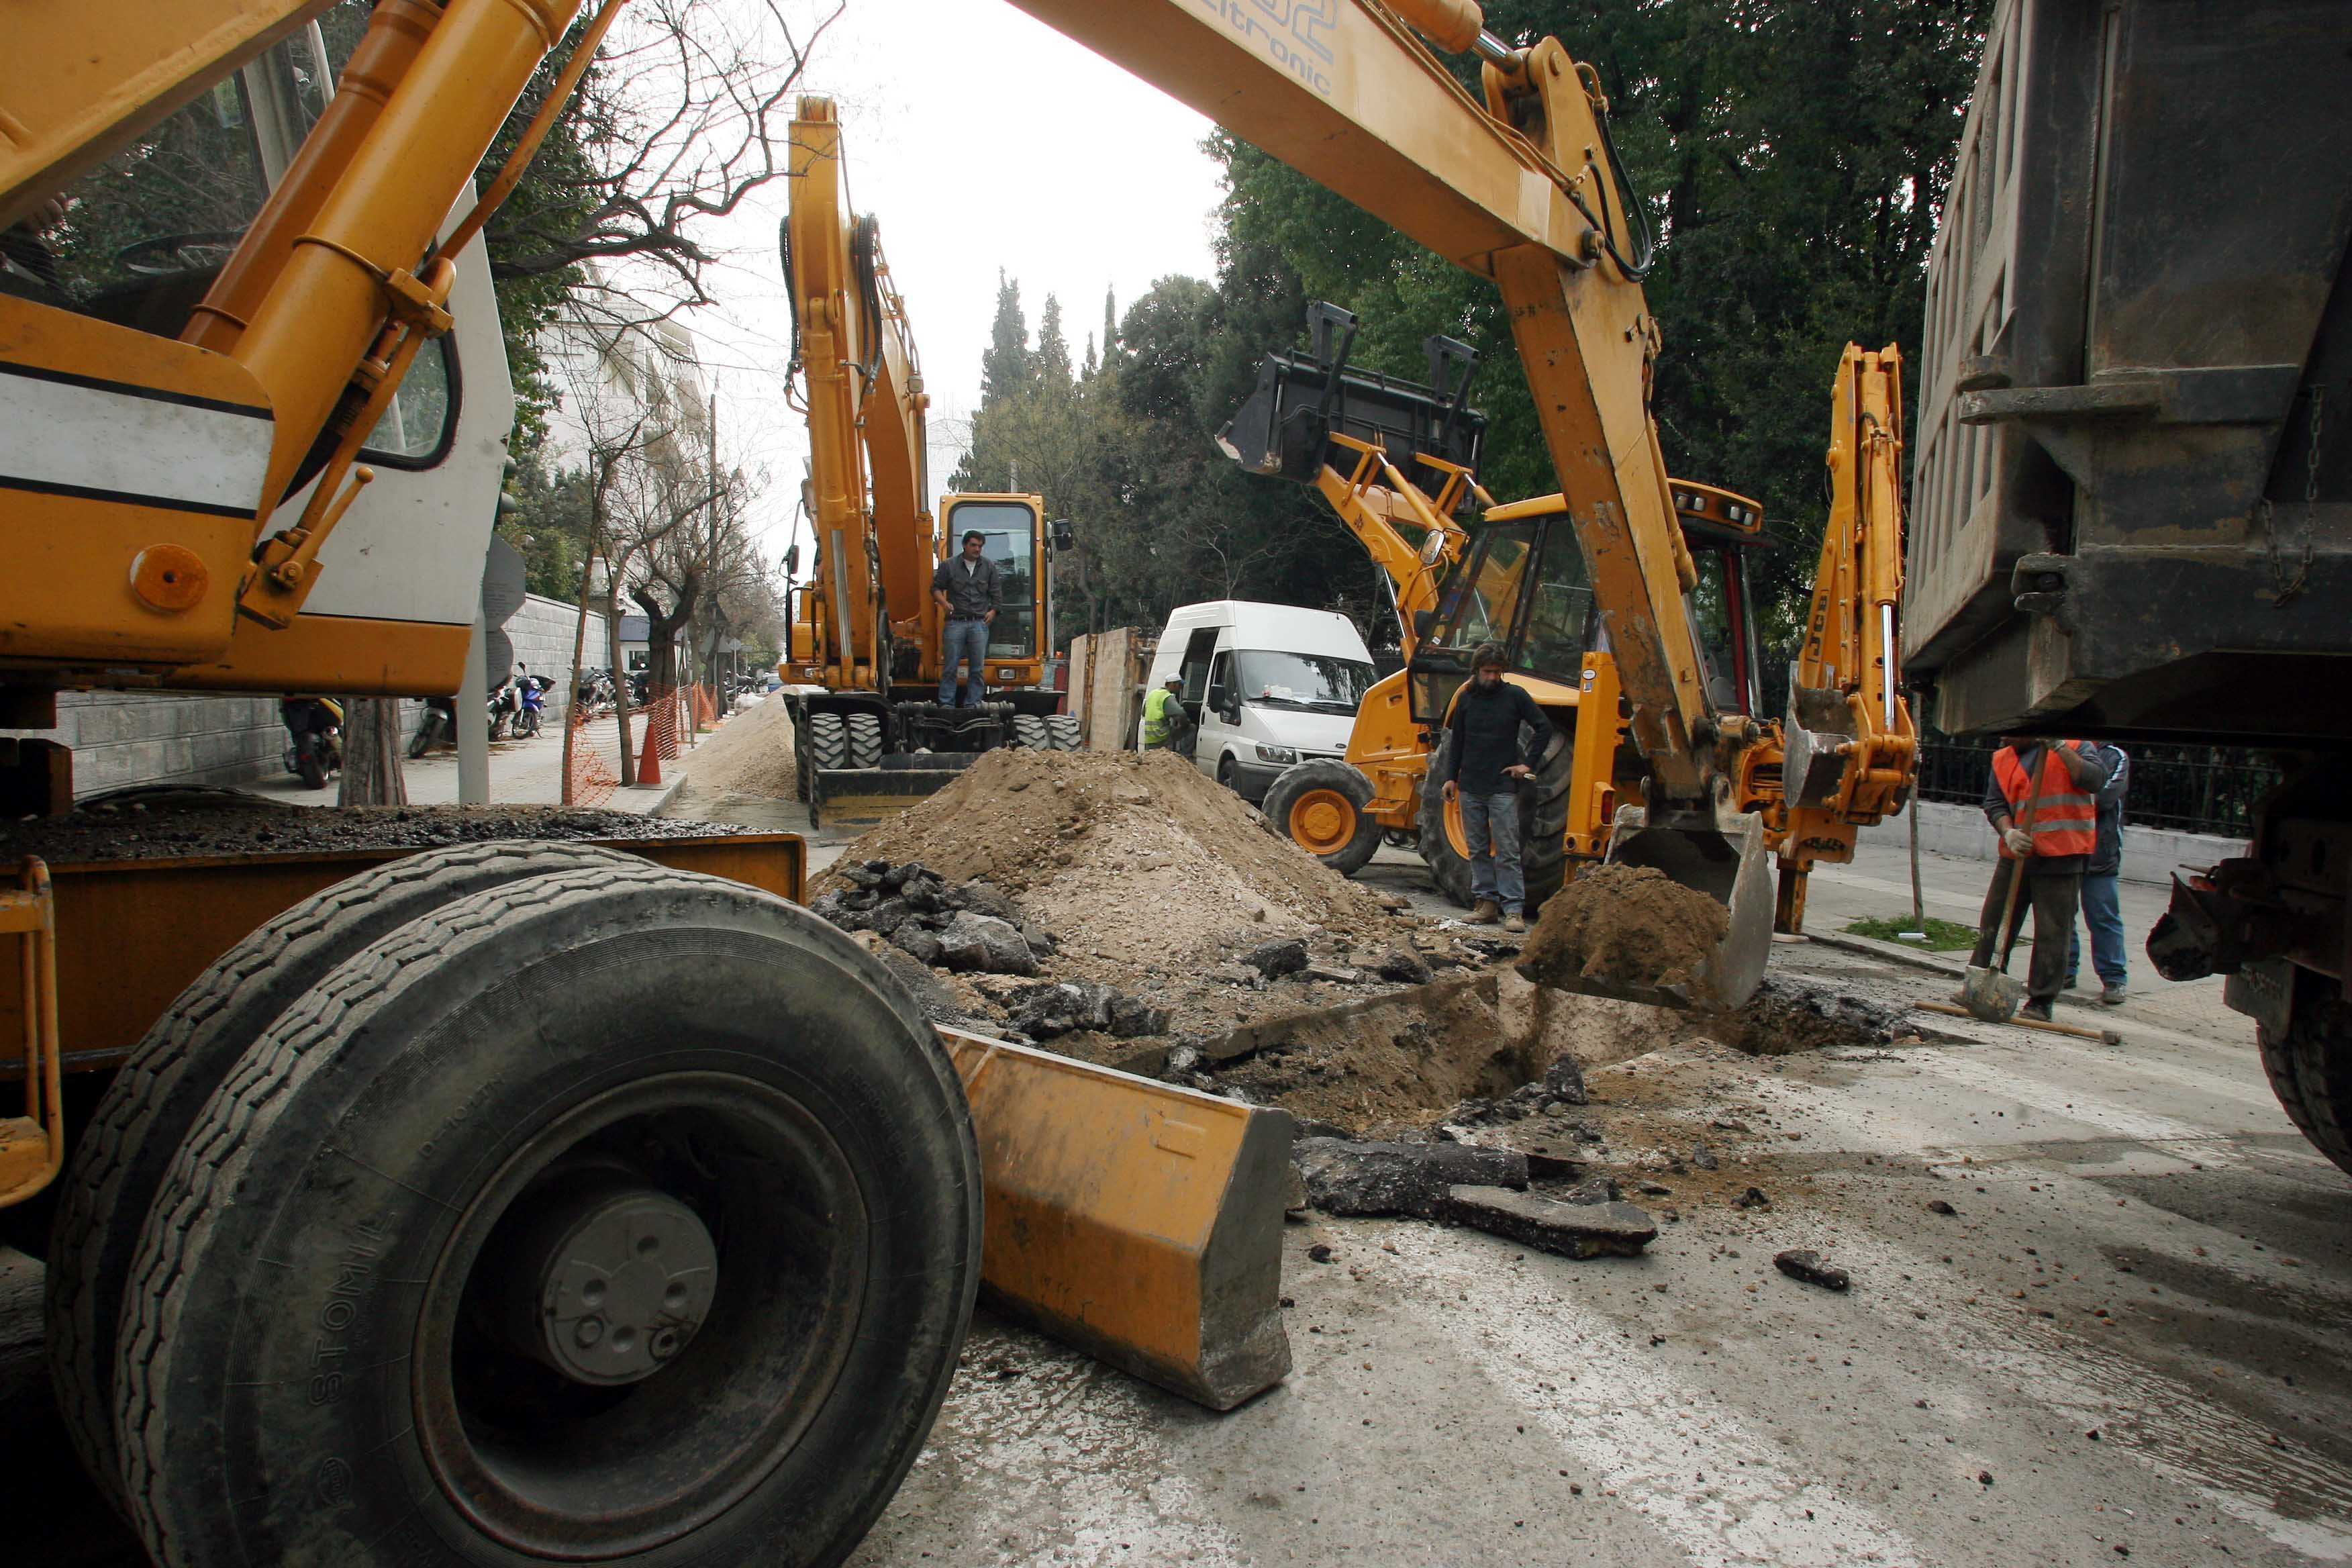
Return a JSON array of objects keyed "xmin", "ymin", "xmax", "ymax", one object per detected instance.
[
  {"xmin": 814, "ymin": 748, "xmax": 1403, "ymax": 972},
  {"xmin": 672, "ymin": 697, "xmax": 795, "ymax": 797},
  {"xmin": 1516, "ymin": 862, "xmax": 1729, "ymax": 991},
  {"xmin": 0, "ymin": 792, "xmax": 736, "ymax": 863}
]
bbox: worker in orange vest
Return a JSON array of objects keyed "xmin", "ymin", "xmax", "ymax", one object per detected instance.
[{"xmin": 1966, "ymin": 736, "xmax": 2114, "ymax": 1020}]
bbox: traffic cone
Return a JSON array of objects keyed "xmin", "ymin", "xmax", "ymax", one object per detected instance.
[{"xmin": 637, "ymin": 717, "xmax": 663, "ymax": 786}]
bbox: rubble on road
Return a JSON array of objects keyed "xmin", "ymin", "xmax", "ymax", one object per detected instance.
[
  {"xmin": 1434, "ymin": 1187, "xmax": 1659, "ymax": 1259},
  {"xmin": 1773, "ymin": 1248, "xmax": 1851, "ymax": 1291},
  {"xmin": 1290, "ymin": 1138, "xmax": 1528, "ymax": 1217},
  {"xmin": 1727, "ymin": 975, "xmax": 1910, "ymax": 1056}
]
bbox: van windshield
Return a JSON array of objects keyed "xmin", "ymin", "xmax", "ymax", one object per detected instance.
[{"xmin": 1233, "ymin": 650, "xmax": 1373, "ymax": 713}]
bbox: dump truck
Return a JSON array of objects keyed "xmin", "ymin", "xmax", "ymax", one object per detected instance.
[
  {"xmin": 774, "ymin": 97, "xmax": 1077, "ymax": 830},
  {"xmin": 0, "ymin": 11, "xmax": 1292, "ymax": 1567},
  {"xmin": 1900, "ymin": 0, "xmax": 2352, "ymax": 1173}
]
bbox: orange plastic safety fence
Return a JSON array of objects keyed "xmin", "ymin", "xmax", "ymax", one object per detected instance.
[{"xmin": 566, "ymin": 703, "xmax": 619, "ymax": 808}]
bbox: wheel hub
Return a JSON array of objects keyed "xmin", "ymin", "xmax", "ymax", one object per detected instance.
[
  {"xmin": 516, "ymin": 1183, "xmax": 718, "ymax": 1386},
  {"xmin": 1291, "ymin": 789, "xmax": 1353, "ymax": 852}
]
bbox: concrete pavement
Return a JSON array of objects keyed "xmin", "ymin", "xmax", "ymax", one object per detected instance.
[{"xmin": 239, "ymin": 715, "xmax": 685, "ymax": 814}]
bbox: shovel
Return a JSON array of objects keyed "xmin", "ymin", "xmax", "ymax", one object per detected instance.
[{"xmin": 1957, "ymin": 781, "xmax": 2040, "ymax": 1022}]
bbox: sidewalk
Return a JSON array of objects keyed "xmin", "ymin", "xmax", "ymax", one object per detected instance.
[
  {"xmin": 1796, "ymin": 835, "xmax": 2245, "ymax": 1046},
  {"xmin": 241, "ymin": 716, "xmax": 689, "ymax": 814}
]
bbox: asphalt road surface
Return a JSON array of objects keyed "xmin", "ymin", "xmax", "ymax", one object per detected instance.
[{"xmin": 5, "ymin": 823, "xmax": 2345, "ymax": 1566}]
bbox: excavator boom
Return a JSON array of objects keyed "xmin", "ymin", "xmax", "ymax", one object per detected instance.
[{"xmin": 1024, "ymin": 0, "xmax": 1772, "ymax": 1003}]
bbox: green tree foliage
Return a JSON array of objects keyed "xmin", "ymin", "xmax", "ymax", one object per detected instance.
[
  {"xmin": 979, "ymin": 272, "xmax": 1030, "ymax": 405},
  {"xmin": 497, "ymin": 439, "xmax": 595, "ymax": 600}
]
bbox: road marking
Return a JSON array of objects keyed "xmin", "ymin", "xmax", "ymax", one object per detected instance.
[{"xmin": 1377, "ymin": 1226, "xmax": 1926, "ymax": 1567}]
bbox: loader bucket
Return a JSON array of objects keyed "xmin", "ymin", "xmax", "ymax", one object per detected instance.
[
  {"xmin": 807, "ymin": 765, "xmax": 966, "ymax": 830},
  {"xmin": 1552, "ymin": 807, "xmax": 1774, "ymax": 1012},
  {"xmin": 941, "ymin": 1028, "xmax": 1293, "ymax": 1412}
]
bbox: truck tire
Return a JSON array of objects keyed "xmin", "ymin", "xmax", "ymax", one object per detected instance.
[
  {"xmin": 1046, "ymin": 714, "xmax": 1081, "ymax": 750},
  {"xmin": 1011, "ymin": 713, "xmax": 1051, "ymax": 750},
  {"xmin": 806, "ymin": 710, "xmax": 850, "ymax": 773},
  {"xmin": 847, "ymin": 711, "xmax": 884, "ymax": 769},
  {"xmin": 1518, "ymin": 722, "xmax": 1575, "ymax": 917},
  {"xmin": 1264, "ymin": 759, "xmax": 1382, "ymax": 877},
  {"xmin": 45, "ymin": 842, "xmax": 640, "ymax": 1500},
  {"xmin": 2259, "ymin": 987, "xmax": 2352, "ymax": 1178},
  {"xmin": 791, "ymin": 712, "xmax": 812, "ymax": 801},
  {"xmin": 113, "ymin": 863, "xmax": 980, "ymax": 1568}
]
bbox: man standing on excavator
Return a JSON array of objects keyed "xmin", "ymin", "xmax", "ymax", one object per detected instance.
[
  {"xmin": 933, "ymin": 529, "xmax": 999, "ymax": 707},
  {"xmin": 1440, "ymin": 643, "xmax": 1545, "ymax": 932}
]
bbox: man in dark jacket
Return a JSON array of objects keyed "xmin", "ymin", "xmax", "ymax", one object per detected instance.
[
  {"xmin": 932, "ymin": 530, "xmax": 1001, "ymax": 706},
  {"xmin": 1440, "ymin": 642, "xmax": 1547, "ymax": 931},
  {"xmin": 2065, "ymin": 742, "xmax": 2130, "ymax": 1005}
]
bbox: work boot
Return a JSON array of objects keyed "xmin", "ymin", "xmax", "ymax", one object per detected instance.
[
  {"xmin": 1468, "ymin": 899, "xmax": 1501, "ymax": 925},
  {"xmin": 1502, "ymin": 912, "xmax": 1526, "ymax": 934},
  {"xmin": 2019, "ymin": 999, "xmax": 2054, "ymax": 1023},
  {"xmin": 2100, "ymin": 982, "xmax": 2128, "ymax": 1007}
]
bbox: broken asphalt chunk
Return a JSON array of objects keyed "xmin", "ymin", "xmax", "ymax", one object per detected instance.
[
  {"xmin": 1436, "ymin": 1187, "xmax": 1657, "ymax": 1259},
  {"xmin": 1773, "ymin": 1248, "xmax": 1851, "ymax": 1291},
  {"xmin": 1291, "ymin": 1137, "xmax": 1528, "ymax": 1218}
]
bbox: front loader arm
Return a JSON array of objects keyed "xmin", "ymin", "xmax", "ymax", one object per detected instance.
[
  {"xmin": 1008, "ymin": 0, "xmax": 1729, "ymax": 803},
  {"xmin": 1314, "ymin": 436, "xmax": 1481, "ymax": 658}
]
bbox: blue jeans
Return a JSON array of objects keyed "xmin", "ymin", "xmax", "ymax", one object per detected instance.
[
  {"xmin": 1460, "ymin": 789, "xmax": 1524, "ymax": 914},
  {"xmin": 2066, "ymin": 871, "xmax": 2127, "ymax": 986},
  {"xmin": 938, "ymin": 619, "xmax": 988, "ymax": 705}
]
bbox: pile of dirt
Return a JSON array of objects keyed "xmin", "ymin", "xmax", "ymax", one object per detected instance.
[
  {"xmin": 1516, "ymin": 863, "xmax": 1728, "ymax": 992},
  {"xmin": 0, "ymin": 793, "xmax": 736, "ymax": 863},
  {"xmin": 814, "ymin": 748, "xmax": 1400, "ymax": 971},
  {"xmin": 675, "ymin": 697, "xmax": 795, "ymax": 797}
]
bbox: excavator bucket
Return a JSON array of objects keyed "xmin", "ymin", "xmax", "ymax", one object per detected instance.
[
  {"xmin": 1781, "ymin": 685, "xmax": 1861, "ymax": 809},
  {"xmin": 1542, "ymin": 806, "xmax": 1775, "ymax": 1012},
  {"xmin": 807, "ymin": 762, "xmax": 967, "ymax": 830},
  {"xmin": 941, "ymin": 1028, "xmax": 1293, "ymax": 1412}
]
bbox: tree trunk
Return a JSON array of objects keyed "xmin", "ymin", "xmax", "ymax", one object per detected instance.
[
  {"xmin": 338, "ymin": 698, "xmax": 408, "ymax": 806},
  {"xmin": 608, "ymin": 587, "xmax": 636, "ymax": 787}
]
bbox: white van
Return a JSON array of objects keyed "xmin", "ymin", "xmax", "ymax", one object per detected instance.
[{"xmin": 1140, "ymin": 601, "xmax": 1377, "ymax": 801}]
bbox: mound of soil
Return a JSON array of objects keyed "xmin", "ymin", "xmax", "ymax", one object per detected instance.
[
  {"xmin": 675, "ymin": 697, "xmax": 795, "ymax": 797},
  {"xmin": 1516, "ymin": 863, "xmax": 1728, "ymax": 992},
  {"xmin": 814, "ymin": 749, "xmax": 1399, "ymax": 971},
  {"xmin": 1724, "ymin": 976, "xmax": 1908, "ymax": 1056}
]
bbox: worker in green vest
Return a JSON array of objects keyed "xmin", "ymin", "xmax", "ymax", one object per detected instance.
[{"xmin": 1142, "ymin": 676, "xmax": 1192, "ymax": 754}]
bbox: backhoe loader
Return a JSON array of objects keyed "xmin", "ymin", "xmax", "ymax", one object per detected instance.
[
  {"xmin": 774, "ymin": 97, "xmax": 1079, "ymax": 829},
  {"xmin": 1231, "ymin": 313, "xmax": 1916, "ymax": 935},
  {"xmin": 0, "ymin": 11, "xmax": 1289, "ymax": 1567}
]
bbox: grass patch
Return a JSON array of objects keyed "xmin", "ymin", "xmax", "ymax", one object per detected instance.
[{"xmin": 1843, "ymin": 914, "xmax": 1979, "ymax": 952}]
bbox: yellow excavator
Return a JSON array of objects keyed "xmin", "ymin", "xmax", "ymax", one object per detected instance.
[
  {"xmin": 1, "ymin": 11, "xmax": 1289, "ymax": 1567},
  {"xmin": 775, "ymin": 97, "xmax": 1079, "ymax": 828},
  {"xmin": 1233, "ymin": 311, "xmax": 1915, "ymax": 936}
]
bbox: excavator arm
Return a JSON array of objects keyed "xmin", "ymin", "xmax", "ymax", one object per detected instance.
[
  {"xmin": 1746, "ymin": 343, "xmax": 1920, "ymax": 932},
  {"xmin": 1021, "ymin": 0, "xmax": 1772, "ymax": 1003}
]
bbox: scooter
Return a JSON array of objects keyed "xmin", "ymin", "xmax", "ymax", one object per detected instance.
[
  {"xmin": 281, "ymin": 697, "xmax": 343, "ymax": 791},
  {"xmin": 513, "ymin": 675, "xmax": 547, "ymax": 739},
  {"xmin": 409, "ymin": 695, "xmax": 455, "ymax": 758}
]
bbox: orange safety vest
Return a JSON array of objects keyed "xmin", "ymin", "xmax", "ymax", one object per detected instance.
[{"xmin": 1992, "ymin": 742, "xmax": 2097, "ymax": 859}]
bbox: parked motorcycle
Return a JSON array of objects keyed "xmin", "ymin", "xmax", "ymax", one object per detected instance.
[
  {"xmin": 280, "ymin": 697, "xmax": 343, "ymax": 791},
  {"xmin": 513, "ymin": 675, "xmax": 547, "ymax": 739},
  {"xmin": 409, "ymin": 695, "xmax": 455, "ymax": 758}
]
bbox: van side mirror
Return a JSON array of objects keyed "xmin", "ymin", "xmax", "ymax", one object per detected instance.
[{"xmin": 1206, "ymin": 684, "xmax": 1228, "ymax": 713}]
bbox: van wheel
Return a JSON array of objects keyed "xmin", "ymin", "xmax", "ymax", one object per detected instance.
[
  {"xmin": 1216, "ymin": 754, "xmax": 1238, "ymax": 791},
  {"xmin": 1265, "ymin": 760, "xmax": 1382, "ymax": 876},
  {"xmin": 46, "ymin": 842, "xmax": 639, "ymax": 1501},
  {"xmin": 113, "ymin": 863, "xmax": 979, "ymax": 1568}
]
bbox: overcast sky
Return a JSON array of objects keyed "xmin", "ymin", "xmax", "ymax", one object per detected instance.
[{"xmin": 675, "ymin": 1, "xmax": 1226, "ymax": 568}]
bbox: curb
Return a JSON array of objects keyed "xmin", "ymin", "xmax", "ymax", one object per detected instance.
[
  {"xmin": 1801, "ymin": 930, "xmax": 1971, "ymax": 981},
  {"xmin": 622, "ymin": 773, "xmax": 687, "ymax": 818}
]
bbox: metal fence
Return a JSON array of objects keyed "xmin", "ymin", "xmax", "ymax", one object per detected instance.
[{"xmin": 1913, "ymin": 737, "xmax": 2281, "ymax": 839}]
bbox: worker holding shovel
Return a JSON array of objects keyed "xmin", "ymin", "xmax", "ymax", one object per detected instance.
[{"xmin": 1962, "ymin": 736, "xmax": 2112, "ymax": 1022}]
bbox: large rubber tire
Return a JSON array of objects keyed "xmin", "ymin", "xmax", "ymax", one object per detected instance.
[
  {"xmin": 1264, "ymin": 759, "xmax": 1383, "ymax": 877},
  {"xmin": 44, "ymin": 842, "xmax": 640, "ymax": 1502},
  {"xmin": 295, "ymin": 746, "xmax": 328, "ymax": 791},
  {"xmin": 407, "ymin": 713, "xmax": 443, "ymax": 760},
  {"xmin": 1010, "ymin": 713, "xmax": 1051, "ymax": 750},
  {"xmin": 805, "ymin": 711, "xmax": 850, "ymax": 773},
  {"xmin": 791, "ymin": 712, "xmax": 812, "ymax": 801},
  {"xmin": 113, "ymin": 863, "xmax": 980, "ymax": 1568},
  {"xmin": 1416, "ymin": 734, "xmax": 1475, "ymax": 908},
  {"xmin": 846, "ymin": 711, "xmax": 884, "ymax": 769},
  {"xmin": 1518, "ymin": 720, "xmax": 1575, "ymax": 916},
  {"xmin": 2259, "ymin": 985, "xmax": 2352, "ymax": 1178},
  {"xmin": 1046, "ymin": 714, "xmax": 1081, "ymax": 751}
]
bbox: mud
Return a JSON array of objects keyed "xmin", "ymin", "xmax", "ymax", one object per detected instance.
[
  {"xmin": 1721, "ymin": 975, "xmax": 1909, "ymax": 1057},
  {"xmin": 1516, "ymin": 863, "xmax": 1728, "ymax": 992},
  {"xmin": 0, "ymin": 793, "xmax": 736, "ymax": 863}
]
